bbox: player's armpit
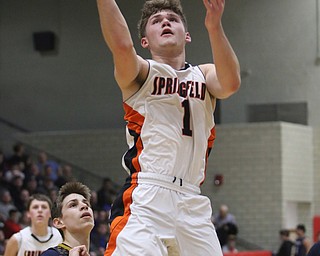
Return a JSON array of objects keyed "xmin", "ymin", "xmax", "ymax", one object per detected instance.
[
  {"xmin": 115, "ymin": 56, "xmax": 149, "ymax": 101},
  {"xmin": 200, "ymin": 63, "xmax": 239, "ymax": 100}
]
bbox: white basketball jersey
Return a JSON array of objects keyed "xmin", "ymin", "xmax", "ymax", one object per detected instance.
[
  {"xmin": 14, "ymin": 226, "xmax": 62, "ymax": 256},
  {"xmin": 122, "ymin": 60, "xmax": 215, "ymax": 187}
]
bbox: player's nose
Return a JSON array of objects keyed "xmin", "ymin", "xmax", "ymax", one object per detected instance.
[{"xmin": 162, "ymin": 19, "xmax": 171, "ymax": 27}]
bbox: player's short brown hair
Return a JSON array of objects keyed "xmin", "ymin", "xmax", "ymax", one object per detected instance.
[
  {"xmin": 27, "ymin": 194, "xmax": 52, "ymax": 211},
  {"xmin": 138, "ymin": 0, "xmax": 187, "ymax": 40},
  {"xmin": 52, "ymin": 181, "xmax": 91, "ymax": 219}
]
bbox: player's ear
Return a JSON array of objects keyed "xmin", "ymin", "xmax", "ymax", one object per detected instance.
[
  {"xmin": 53, "ymin": 217, "xmax": 65, "ymax": 229},
  {"xmin": 185, "ymin": 32, "xmax": 191, "ymax": 43},
  {"xmin": 141, "ymin": 37, "xmax": 149, "ymax": 49}
]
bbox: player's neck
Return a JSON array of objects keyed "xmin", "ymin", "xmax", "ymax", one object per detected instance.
[
  {"xmin": 151, "ymin": 50, "xmax": 186, "ymax": 70},
  {"xmin": 64, "ymin": 232, "xmax": 90, "ymax": 251},
  {"xmin": 31, "ymin": 224, "xmax": 48, "ymax": 236}
]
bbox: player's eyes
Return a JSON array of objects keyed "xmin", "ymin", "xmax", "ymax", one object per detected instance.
[{"xmin": 68, "ymin": 203, "xmax": 77, "ymax": 208}]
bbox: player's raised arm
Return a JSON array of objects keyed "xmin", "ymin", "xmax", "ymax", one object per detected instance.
[
  {"xmin": 200, "ymin": 0, "xmax": 241, "ymax": 99},
  {"xmin": 96, "ymin": 0, "xmax": 147, "ymax": 99}
]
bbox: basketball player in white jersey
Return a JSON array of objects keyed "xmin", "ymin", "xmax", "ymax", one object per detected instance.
[
  {"xmin": 4, "ymin": 194, "xmax": 62, "ymax": 256},
  {"xmin": 97, "ymin": 0, "xmax": 240, "ymax": 255}
]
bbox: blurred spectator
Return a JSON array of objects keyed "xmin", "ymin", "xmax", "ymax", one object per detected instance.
[
  {"xmin": 213, "ymin": 204, "xmax": 238, "ymax": 247},
  {"xmin": 97, "ymin": 177, "xmax": 117, "ymax": 210},
  {"xmin": 94, "ymin": 210, "xmax": 110, "ymax": 228},
  {"xmin": 276, "ymin": 229, "xmax": 295, "ymax": 256},
  {"xmin": 41, "ymin": 165, "xmax": 55, "ymax": 182},
  {"xmin": 0, "ymin": 228, "xmax": 5, "ymax": 255},
  {"xmin": 0, "ymin": 150, "xmax": 7, "ymax": 173},
  {"xmin": 3, "ymin": 209, "xmax": 21, "ymax": 239},
  {"xmin": 15, "ymin": 189, "xmax": 30, "ymax": 212},
  {"xmin": 213, "ymin": 204, "xmax": 237, "ymax": 229},
  {"xmin": 0, "ymin": 150, "xmax": 9, "ymax": 191},
  {"xmin": 8, "ymin": 175, "xmax": 24, "ymax": 207},
  {"xmin": 0, "ymin": 189, "xmax": 17, "ymax": 222},
  {"xmin": 23, "ymin": 162, "xmax": 42, "ymax": 184},
  {"xmin": 4, "ymin": 166, "xmax": 25, "ymax": 185},
  {"xmin": 0, "ymin": 167, "xmax": 9, "ymax": 191},
  {"xmin": 24, "ymin": 176, "xmax": 41, "ymax": 195},
  {"xmin": 18, "ymin": 210, "xmax": 30, "ymax": 228},
  {"xmin": 90, "ymin": 222, "xmax": 110, "ymax": 256},
  {"xmin": 48, "ymin": 188, "xmax": 58, "ymax": 205},
  {"xmin": 307, "ymin": 241, "xmax": 320, "ymax": 256},
  {"xmin": 37, "ymin": 151, "xmax": 60, "ymax": 181},
  {"xmin": 222, "ymin": 234, "xmax": 238, "ymax": 253},
  {"xmin": 55, "ymin": 164, "xmax": 75, "ymax": 188},
  {"xmin": 90, "ymin": 190, "xmax": 99, "ymax": 212},
  {"xmin": 295, "ymin": 224, "xmax": 312, "ymax": 256},
  {"xmin": 38, "ymin": 177, "xmax": 58, "ymax": 196},
  {"xmin": 7, "ymin": 143, "xmax": 29, "ymax": 171}
]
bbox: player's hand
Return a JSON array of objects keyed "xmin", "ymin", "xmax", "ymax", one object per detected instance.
[
  {"xmin": 69, "ymin": 245, "xmax": 90, "ymax": 256},
  {"xmin": 202, "ymin": 0, "xmax": 225, "ymax": 30}
]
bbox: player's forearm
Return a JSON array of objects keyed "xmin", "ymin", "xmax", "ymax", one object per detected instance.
[
  {"xmin": 208, "ymin": 25, "xmax": 241, "ymax": 95},
  {"xmin": 96, "ymin": 0, "xmax": 134, "ymax": 54}
]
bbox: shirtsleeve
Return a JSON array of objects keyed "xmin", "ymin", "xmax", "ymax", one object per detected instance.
[
  {"xmin": 307, "ymin": 242, "xmax": 320, "ymax": 256},
  {"xmin": 40, "ymin": 248, "xmax": 60, "ymax": 256}
]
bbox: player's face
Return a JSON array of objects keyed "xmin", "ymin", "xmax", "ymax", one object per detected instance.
[
  {"xmin": 141, "ymin": 10, "xmax": 191, "ymax": 51},
  {"xmin": 59, "ymin": 193, "xmax": 94, "ymax": 233},
  {"xmin": 27, "ymin": 199, "xmax": 51, "ymax": 225}
]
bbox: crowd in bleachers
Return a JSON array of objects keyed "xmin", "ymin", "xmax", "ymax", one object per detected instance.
[
  {"xmin": 2, "ymin": 143, "xmax": 319, "ymax": 256},
  {"xmin": 0, "ymin": 143, "xmax": 118, "ymax": 256}
]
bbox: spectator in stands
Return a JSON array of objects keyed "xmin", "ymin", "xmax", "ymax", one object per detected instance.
[
  {"xmin": 276, "ymin": 229, "xmax": 295, "ymax": 256},
  {"xmin": 94, "ymin": 209, "xmax": 109, "ymax": 227},
  {"xmin": 307, "ymin": 241, "xmax": 320, "ymax": 256},
  {"xmin": 0, "ymin": 228, "xmax": 5, "ymax": 255},
  {"xmin": 222, "ymin": 234, "xmax": 238, "ymax": 253},
  {"xmin": 90, "ymin": 222, "xmax": 109, "ymax": 256},
  {"xmin": 3, "ymin": 209, "xmax": 21, "ymax": 239},
  {"xmin": 41, "ymin": 181, "xmax": 94, "ymax": 256},
  {"xmin": 15, "ymin": 189, "xmax": 30, "ymax": 212},
  {"xmin": 38, "ymin": 177, "xmax": 58, "ymax": 196},
  {"xmin": 4, "ymin": 194, "xmax": 62, "ymax": 256},
  {"xmin": 213, "ymin": 204, "xmax": 237, "ymax": 229},
  {"xmin": 0, "ymin": 164, "xmax": 8, "ymax": 190},
  {"xmin": 97, "ymin": 177, "xmax": 117, "ymax": 211},
  {"xmin": 37, "ymin": 151, "xmax": 60, "ymax": 182},
  {"xmin": 90, "ymin": 190, "xmax": 99, "ymax": 212},
  {"xmin": 0, "ymin": 150, "xmax": 7, "ymax": 173},
  {"xmin": 4, "ymin": 166, "xmax": 25, "ymax": 185},
  {"xmin": 295, "ymin": 224, "xmax": 312, "ymax": 256},
  {"xmin": 48, "ymin": 188, "xmax": 58, "ymax": 205},
  {"xmin": 213, "ymin": 204, "xmax": 238, "ymax": 247},
  {"xmin": 55, "ymin": 164, "xmax": 75, "ymax": 188},
  {"xmin": 42, "ymin": 165, "xmax": 55, "ymax": 182},
  {"xmin": 18, "ymin": 210, "xmax": 30, "ymax": 228},
  {"xmin": 8, "ymin": 175, "xmax": 25, "ymax": 207},
  {"xmin": 7, "ymin": 143, "xmax": 29, "ymax": 171},
  {"xmin": 24, "ymin": 175, "xmax": 41, "ymax": 195},
  {"xmin": 23, "ymin": 162, "xmax": 42, "ymax": 184},
  {"xmin": 0, "ymin": 189, "xmax": 17, "ymax": 222}
]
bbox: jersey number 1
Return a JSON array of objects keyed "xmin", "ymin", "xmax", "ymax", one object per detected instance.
[{"xmin": 182, "ymin": 100, "xmax": 192, "ymax": 137}]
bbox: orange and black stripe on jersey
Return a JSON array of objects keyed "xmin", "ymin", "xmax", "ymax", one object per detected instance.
[
  {"xmin": 105, "ymin": 104, "xmax": 144, "ymax": 256},
  {"xmin": 122, "ymin": 103, "xmax": 145, "ymax": 174}
]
